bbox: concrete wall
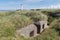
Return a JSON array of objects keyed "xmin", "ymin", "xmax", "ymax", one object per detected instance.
[
  {"xmin": 34, "ymin": 21, "xmax": 47, "ymax": 33},
  {"xmin": 39, "ymin": 21, "xmax": 47, "ymax": 33},
  {"xmin": 16, "ymin": 21, "xmax": 47, "ymax": 37},
  {"xmin": 39, "ymin": 21, "xmax": 47, "ymax": 28},
  {"xmin": 16, "ymin": 24, "xmax": 37, "ymax": 37}
]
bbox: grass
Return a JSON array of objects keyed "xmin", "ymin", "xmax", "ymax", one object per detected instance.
[
  {"xmin": 0, "ymin": 10, "xmax": 47, "ymax": 40},
  {"xmin": 30, "ymin": 19, "xmax": 60, "ymax": 40},
  {"xmin": 0, "ymin": 10, "xmax": 60, "ymax": 40}
]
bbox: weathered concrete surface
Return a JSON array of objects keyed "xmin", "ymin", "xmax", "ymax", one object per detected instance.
[
  {"xmin": 16, "ymin": 24, "xmax": 37, "ymax": 37},
  {"xmin": 40, "ymin": 21, "xmax": 47, "ymax": 28},
  {"xmin": 16, "ymin": 21, "xmax": 47, "ymax": 37},
  {"xmin": 34, "ymin": 21, "xmax": 47, "ymax": 33},
  {"xmin": 39, "ymin": 21, "xmax": 47, "ymax": 33}
]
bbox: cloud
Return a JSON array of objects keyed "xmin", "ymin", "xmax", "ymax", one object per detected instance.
[
  {"xmin": 24, "ymin": 0, "xmax": 43, "ymax": 3},
  {"xmin": 8, "ymin": 1, "xmax": 20, "ymax": 4},
  {"xmin": 40, "ymin": 4, "xmax": 60, "ymax": 9},
  {"xmin": 0, "ymin": 1, "xmax": 19, "ymax": 5},
  {"xmin": 8, "ymin": 1, "xmax": 16, "ymax": 4}
]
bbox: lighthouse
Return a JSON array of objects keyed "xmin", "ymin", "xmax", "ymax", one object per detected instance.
[{"xmin": 20, "ymin": 4, "xmax": 23, "ymax": 10}]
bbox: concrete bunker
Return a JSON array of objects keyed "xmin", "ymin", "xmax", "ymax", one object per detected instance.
[
  {"xmin": 16, "ymin": 21, "xmax": 47, "ymax": 37},
  {"xmin": 34, "ymin": 21, "xmax": 47, "ymax": 33},
  {"xmin": 16, "ymin": 24, "xmax": 37, "ymax": 37}
]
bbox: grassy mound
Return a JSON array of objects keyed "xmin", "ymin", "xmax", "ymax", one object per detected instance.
[{"xmin": 0, "ymin": 10, "xmax": 48, "ymax": 40}]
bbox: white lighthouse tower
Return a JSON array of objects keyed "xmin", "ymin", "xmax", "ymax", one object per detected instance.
[{"xmin": 20, "ymin": 4, "xmax": 23, "ymax": 10}]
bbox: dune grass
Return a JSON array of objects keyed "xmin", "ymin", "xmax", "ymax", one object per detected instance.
[{"xmin": 0, "ymin": 10, "xmax": 60, "ymax": 40}]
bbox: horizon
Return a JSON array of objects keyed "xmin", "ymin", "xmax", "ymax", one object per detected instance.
[{"xmin": 0, "ymin": 0, "xmax": 60, "ymax": 10}]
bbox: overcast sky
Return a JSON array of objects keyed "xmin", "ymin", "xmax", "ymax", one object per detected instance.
[{"xmin": 0, "ymin": 0, "xmax": 60, "ymax": 10}]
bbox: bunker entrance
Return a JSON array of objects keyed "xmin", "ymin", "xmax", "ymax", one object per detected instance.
[
  {"xmin": 42, "ymin": 24, "xmax": 45, "ymax": 29},
  {"xmin": 37, "ymin": 25, "xmax": 40, "ymax": 34},
  {"xmin": 35, "ymin": 24, "xmax": 40, "ymax": 34},
  {"xmin": 34, "ymin": 23, "xmax": 40, "ymax": 34},
  {"xmin": 30, "ymin": 30, "xmax": 34, "ymax": 37}
]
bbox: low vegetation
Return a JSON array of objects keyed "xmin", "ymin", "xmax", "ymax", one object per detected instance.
[{"xmin": 0, "ymin": 9, "xmax": 60, "ymax": 40}]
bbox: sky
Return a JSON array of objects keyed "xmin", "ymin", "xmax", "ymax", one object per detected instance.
[{"xmin": 0, "ymin": 0, "xmax": 60, "ymax": 10}]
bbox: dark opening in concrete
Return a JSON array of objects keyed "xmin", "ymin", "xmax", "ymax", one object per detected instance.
[
  {"xmin": 30, "ymin": 30, "xmax": 34, "ymax": 37},
  {"xmin": 42, "ymin": 24, "xmax": 45, "ymax": 29},
  {"xmin": 37, "ymin": 25, "xmax": 40, "ymax": 34},
  {"xmin": 34, "ymin": 22, "xmax": 40, "ymax": 34}
]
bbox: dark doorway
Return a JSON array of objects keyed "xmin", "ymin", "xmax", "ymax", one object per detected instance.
[
  {"xmin": 34, "ymin": 22, "xmax": 41, "ymax": 34},
  {"xmin": 30, "ymin": 30, "xmax": 34, "ymax": 37},
  {"xmin": 42, "ymin": 24, "xmax": 45, "ymax": 29},
  {"xmin": 34, "ymin": 24, "xmax": 40, "ymax": 34},
  {"xmin": 37, "ymin": 25, "xmax": 40, "ymax": 34}
]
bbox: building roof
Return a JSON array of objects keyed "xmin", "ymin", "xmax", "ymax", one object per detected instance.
[{"xmin": 16, "ymin": 24, "xmax": 37, "ymax": 33}]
